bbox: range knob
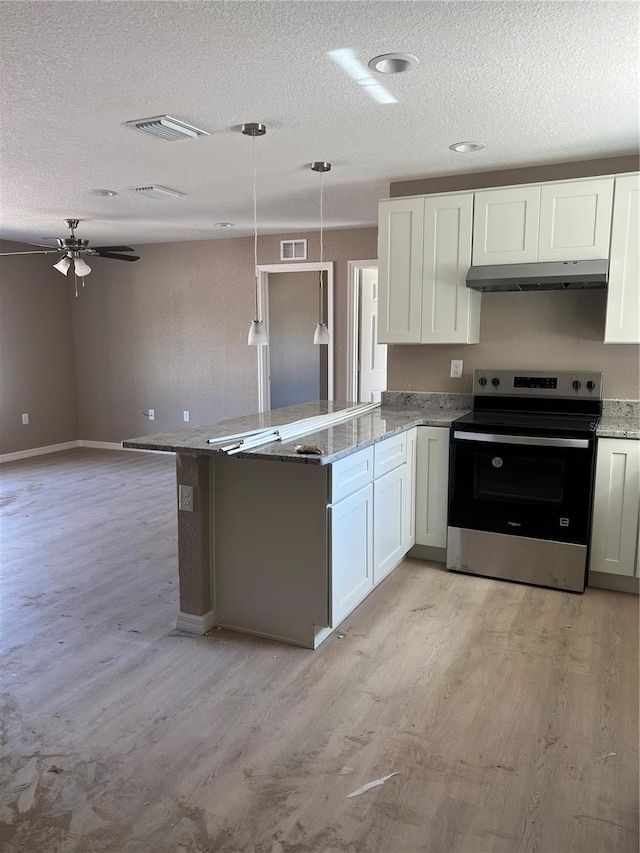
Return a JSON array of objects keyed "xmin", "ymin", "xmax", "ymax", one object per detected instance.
[
  {"xmin": 478, "ymin": 376, "xmax": 487, "ymax": 387},
  {"xmin": 586, "ymin": 380, "xmax": 596, "ymax": 391},
  {"xmin": 572, "ymin": 380, "xmax": 582, "ymax": 391},
  {"xmin": 491, "ymin": 377, "xmax": 500, "ymax": 387}
]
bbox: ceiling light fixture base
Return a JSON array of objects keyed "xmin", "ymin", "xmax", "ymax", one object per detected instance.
[
  {"xmin": 310, "ymin": 161, "xmax": 331, "ymax": 173},
  {"xmin": 241, "ymin": 123, "xmax": 267, "ymax": 137}
]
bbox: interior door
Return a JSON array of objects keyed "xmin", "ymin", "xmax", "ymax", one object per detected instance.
[{"xmin": 358, "ymin": 267, "xmax": 387, "ymax": 403}]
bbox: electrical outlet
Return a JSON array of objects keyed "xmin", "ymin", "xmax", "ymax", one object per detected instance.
[
  {"xmin": 178, "ymin": 485, "xmax": 193, "ymax": 512},
  {"xmin": 21, "ymin": 413, "xmax": 29, "ymax": 425},
  {"xmin": 183, "ymin": 410, "xmax": 190, "ymax": 422},
  {"xmin": 450, "ymin": 360, "xmax": 464, "ymax": 379},
  {"xmin": 148, "ymin": 409, "xmax": 155, "ymax": 421}
]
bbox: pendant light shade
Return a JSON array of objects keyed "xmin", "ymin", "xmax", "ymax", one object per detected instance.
[
  {"xmin": 74, "ymin": 256, "xmax": 92, "ymax": 277},
  {"xmin": 248, "ymin": 318, "xmax": 268, "ymax": 346},
  {"xmin": 53, "ymin": 256, "xmax": 71, "ymax": 275},
  {"xmin": 243, "ymin": 122, "xmax": 268, "ymax": 346},
  {"xmin": 311, "ymin": 161, "xmax": 331, "ymax": 345},
  {"xmin": 313, "ymin": 322, "xmax": 330, "ymax": 345}
]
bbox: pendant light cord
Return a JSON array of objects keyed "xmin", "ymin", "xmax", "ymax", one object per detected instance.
[
  {"xmin": 319, "ymin": 169, "xmax": 324, "ymax": 324},
  {"xmin": 252, "ymin": 134, "xmax": 259, "ymax": 320}
]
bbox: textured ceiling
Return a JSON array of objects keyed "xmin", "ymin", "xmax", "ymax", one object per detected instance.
[{"xmin": 0, "ymin": 0, "xmax": 638, "ymax": 248}]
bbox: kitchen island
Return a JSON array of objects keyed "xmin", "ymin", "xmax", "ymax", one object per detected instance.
[{"xmin": 123, "ymin": 398, "xmax": 468, "ymax": 647}]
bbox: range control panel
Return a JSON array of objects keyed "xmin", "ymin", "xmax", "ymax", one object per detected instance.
[{"xmin": 473, "ymin": 369, "xmax": 602, "ymax": 399}]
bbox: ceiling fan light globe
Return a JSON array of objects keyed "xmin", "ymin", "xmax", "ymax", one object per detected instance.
[
  {"xmin": 313, "ymin": 323, "xmax": 330, "ymax": 345},
  {"xmin": 74, "ymin": 257, "xmax": 92, "ymax": 277},
  {"xmin": 248, "ymin": 320, "xmax": 268, "ymax": 346},
  {"xmin": 53, "ymin": 257, "xmax": 71, "ymax": 275}
]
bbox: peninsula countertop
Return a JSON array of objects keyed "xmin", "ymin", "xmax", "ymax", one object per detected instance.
[{"xmin": 122, "ymin": 399, "xmax": 470, "ymax": 465}]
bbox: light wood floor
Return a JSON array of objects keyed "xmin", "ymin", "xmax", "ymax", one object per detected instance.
[{"xmin": 1, "ymin": 448, "xmax": 638, "ymax": 853}]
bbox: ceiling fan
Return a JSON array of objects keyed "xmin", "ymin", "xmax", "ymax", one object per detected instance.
[{"xmin": 0, "ymin": 218, "xmax": 140, "ymax": 295}]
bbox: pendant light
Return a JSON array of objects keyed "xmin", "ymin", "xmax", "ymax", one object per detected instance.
[
  {"xmin": 243, "ymin": 122, "xmax": 268, "ymax": 346},
  {"xmin": 311, "ymin": 161, "xmax": 331, "ymax": 345}
]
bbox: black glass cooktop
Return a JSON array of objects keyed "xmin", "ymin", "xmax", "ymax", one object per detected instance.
[{"xmin": 453, "ymin": 409, "xmax": 600, "ymax": 437}]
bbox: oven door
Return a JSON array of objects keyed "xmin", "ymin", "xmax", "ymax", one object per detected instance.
[{"xmin": 448, "ymin": 430, "xmax": 595, "ymax": 545}]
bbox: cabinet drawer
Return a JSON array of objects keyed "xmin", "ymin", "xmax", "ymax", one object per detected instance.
[
  {"xmin": 374, "ymin": 431, "xmax": 408, "ymax": 479},
  {"xmin": 330, "ymin": 446, "xmax": 374, "ymax": 504}
]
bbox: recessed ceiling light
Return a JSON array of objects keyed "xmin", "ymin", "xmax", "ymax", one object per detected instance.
[
  {"xmin": 216, "ymin": 222, "xmax": 234, "ymax": 228},
  {"xmin": 449, "ymin": 141, "xmax": 486, "ymax": 153},
  {"xmin": 368, "ymin": 53, "xmax": 418, "ymax": 74},
  {"xmin": 90, "ymin": 188, "xmax": 117, "ymax": 197}
]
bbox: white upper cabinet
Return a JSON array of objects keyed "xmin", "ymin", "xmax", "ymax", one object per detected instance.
[
  {"xmin": 421, "ymin": 193, "xmax": 479, "ymax": 343},
  {"xmin": 378, "ymin": 193, "xmax": 477, "ymax": 344},
  {"xmin": 538, "ymin": 178, "xmax": 614, "ymax": 261},
  {"xmin": 605, "ymin": 174, "xmax": 640, "ymax": 344},
  {"xmin": 378, "ymin": 197, "xmax": 424, "ymax": 343},
  {"xmin": 472, "ymin": 177, "xmax": 614, "ymax": 266},
  {"xmin": 472, "ymin": 185, "xmax": 541, "ymax": 265}
]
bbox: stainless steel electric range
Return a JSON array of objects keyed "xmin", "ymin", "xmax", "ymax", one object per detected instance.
[{"xmin": 447, "ymin": 369, "xmax": 602, "ymax": 592}]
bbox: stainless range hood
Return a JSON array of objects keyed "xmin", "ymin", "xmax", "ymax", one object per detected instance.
[{"xmin": 466, "ymin": 259, "xmax": 609, "ymax": 292}]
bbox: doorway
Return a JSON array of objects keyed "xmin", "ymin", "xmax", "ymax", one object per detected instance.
[
  {"xmin": 255, "ymin": 262, "xmax": 334, "ymax": 412},
  {"xmin": 347, "ymin": 260, "xmax": 388, "ymax": 403}
]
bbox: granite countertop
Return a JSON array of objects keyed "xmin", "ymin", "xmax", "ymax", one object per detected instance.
[
  {"xmin": 122, "ymin": 394, "xmax": 640, "ymax": 462},
  {"xmin": 597, "ymin": 400, "xmax": 640, "ymax": 439},
  {"xmin": 122, "ymin": 394, "xmax": 471, "ymax": 465}
]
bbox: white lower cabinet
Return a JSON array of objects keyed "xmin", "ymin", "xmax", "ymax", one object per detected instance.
[
  {"xmin": 373, "ymin": 464, "xmax": 407, "ymax": 584},
  {"xmin": 415, "ymin": 426, "xmax": 450, "ymax": 548},
  {"xmin": 590, "ymin": 438, "xmax": 640, "ymax": 578},
  {"xmin": 329, "ymin": 483, "xmax": 374, "ymax": 628}
]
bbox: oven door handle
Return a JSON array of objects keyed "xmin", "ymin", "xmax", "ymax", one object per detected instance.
[{"xmin": 452, "ymin": 431, "xmax": 590, "ymax": 449}]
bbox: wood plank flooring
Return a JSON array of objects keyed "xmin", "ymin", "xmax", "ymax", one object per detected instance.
[{"xmin": 1, "ymin": 448, "xmax": 638, "ymax": 853}]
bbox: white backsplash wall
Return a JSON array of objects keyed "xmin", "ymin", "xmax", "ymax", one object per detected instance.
[{"xmin": 387, "ymin": 290, "xmax": 640, "ymax": 400}]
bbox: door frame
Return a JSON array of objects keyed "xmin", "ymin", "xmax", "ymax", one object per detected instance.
[
  {"xmin": 256, "ymin": 262, "xmax": 334, "ymax": 413},
  {"xmin": 346, "ymin": 259, "xmax": 378, "ymax": 402}
]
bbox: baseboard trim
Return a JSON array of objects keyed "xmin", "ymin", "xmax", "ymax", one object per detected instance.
[
  {"xmin": 0, "ymin": 440, "xmax": 80, "ymax": 464},
  {"xmin": 176, "ymin": 610, "xmax": 216, "ymax": 635},
  {"xmin": 0, "ymin": 439, "xmax": 171, "ymax": 463},
  {"xmin": 588, "ymin": 571, "xmax": 639, "ymax": 595},
  {"xmin": 409, "ymin": 544, "xmax": 447, "ymax": 563}
]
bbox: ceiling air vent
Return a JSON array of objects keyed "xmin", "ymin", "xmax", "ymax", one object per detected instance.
[
  {"xmin": 129, "ymin": 185, "xmax": 185, "ymax": 200},
  {"xmin": 280, "ymin": 239, "xmax": 307, "ymax": 261},
  {"xmin": 125, "ymin": 115, "xmax": 210, "ymax": 142}
]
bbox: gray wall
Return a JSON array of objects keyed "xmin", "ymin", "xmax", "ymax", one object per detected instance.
[
  {"xmin": 0, "ymin": 245, "xmax": 79, "ymax": 452},
  {"xmin": 0, "ymin": 228, "xmax": 377, "ymax": 453},
  {"xmin": 387, "ymin": 155, "xmax": 640, "ymax": 400}
]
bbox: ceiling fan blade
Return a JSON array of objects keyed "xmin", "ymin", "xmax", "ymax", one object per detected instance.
[
  {"xmin": 0, "ymin": 249, "xmax": 59, "ymax": 256},
  {"xmin": 93, "ymin": 246, "xmax": 136, "ymax": 253},
  {"xmin": 94, "ymin": 252, "xmax": 140, "ymax": 262}
]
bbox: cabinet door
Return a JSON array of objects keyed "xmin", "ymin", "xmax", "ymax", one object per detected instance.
[
  {"xmin": 329, "ymin": 484, "xmax": 374, "ymax": 628},
  {"xmin": 404, "ymin": 428, "xmax": 417, "ymax": 550},
  {"xmin": 538, "ymin": 178, "xmax": 614, "ymax": 261},
  {"xmin": 472, "ymin": 185, "xmax": 540, "ymax": 265},
  {"xmin": 415, "ymin": 426, "xmax": 450, "ymax": 548},
  {"xmin": 374, "ymin": 464, "xmax": 407, "ymax": 584},
  {"xmin": 377, "ymin": 197, "xmax": 424, "ymax": 343},
  {"xmin": 421, "ymin": 193, "xmax": 479, "ymax": 343},
  {"xmin": 605, "ymin": 174, "xmax": 640, "ymax": 344},
  {"xmin": 590, "ymin": 439, "xmax": 640, "ymax": 577}
]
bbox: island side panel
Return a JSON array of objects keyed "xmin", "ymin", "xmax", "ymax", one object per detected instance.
[
  {"xmin": 214, "ymin": 455, "xmax": 329, "ymax": 648},
  {"xmin": 175, "ymin": 453, "xmax": 213, "ymax": 633}
]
